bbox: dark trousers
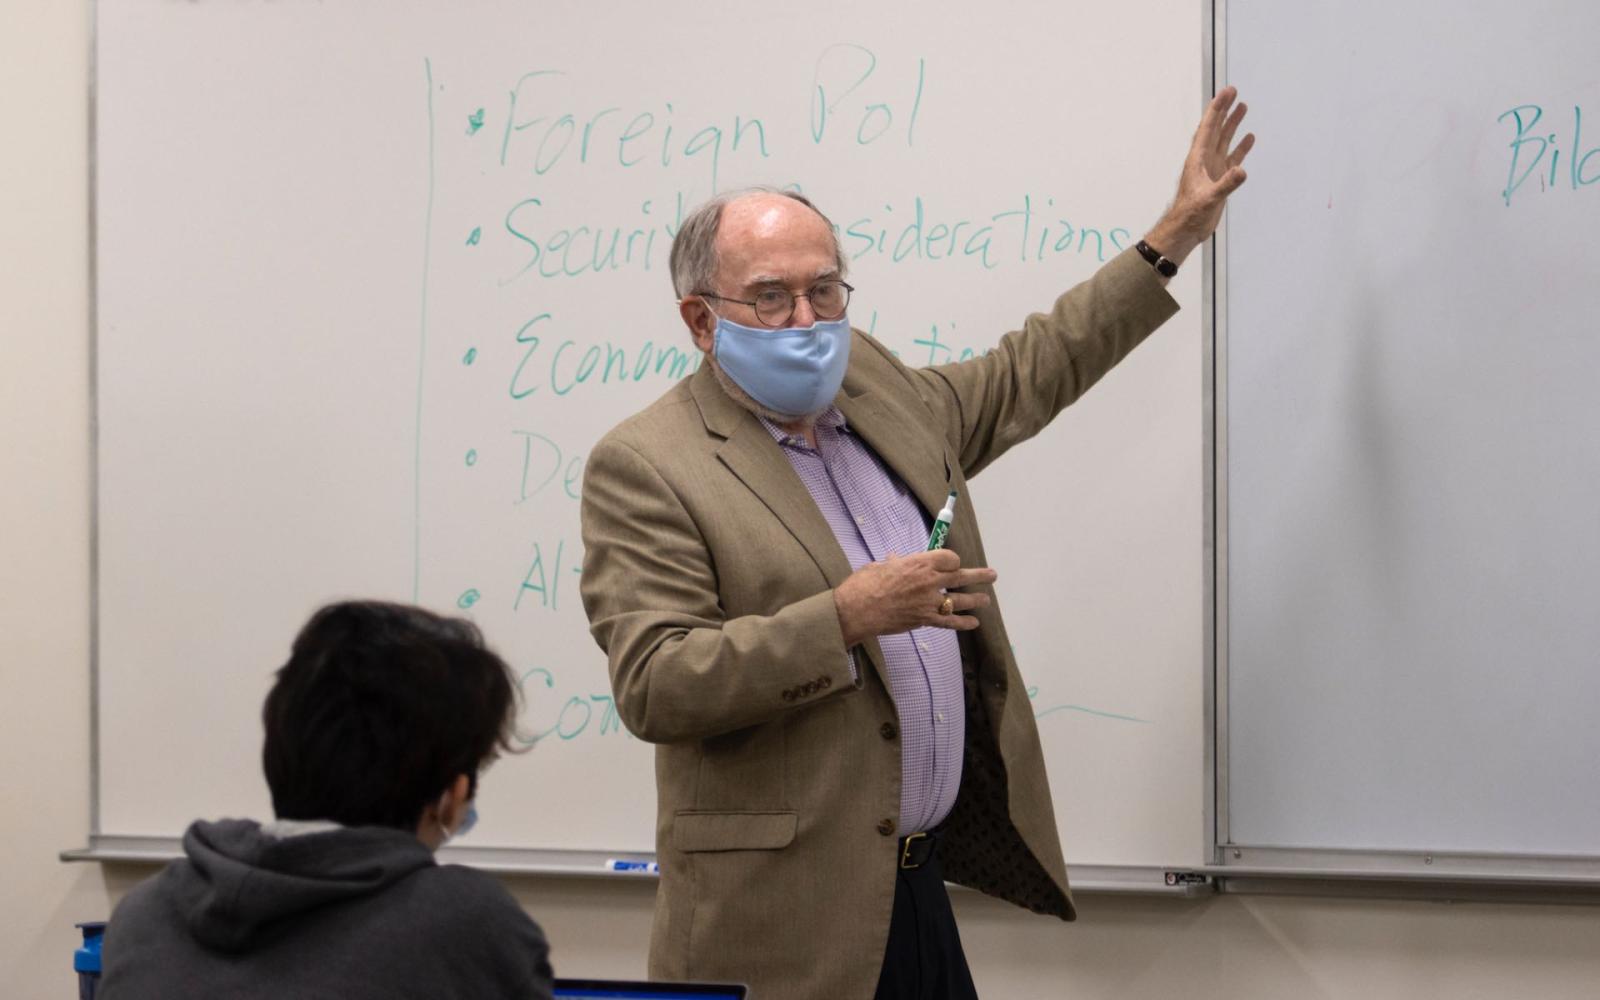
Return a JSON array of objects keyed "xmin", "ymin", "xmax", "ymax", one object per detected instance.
[{"xmin": 873, "ymin": 835, "xmax": 980, "ymax": 1000}]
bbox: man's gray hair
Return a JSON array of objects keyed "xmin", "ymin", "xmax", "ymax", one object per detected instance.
[{"xmin": 668, "ymin": 187, "xmax": 848, "ymax": 299}]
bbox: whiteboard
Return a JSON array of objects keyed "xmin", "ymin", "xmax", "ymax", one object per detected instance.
[
  {"xmin": 94, "ymin": 0, "xmax": 1207, "ymax": 874},
  {"xmin": 1219, "ymin": 0, "xmax": 1600, "ymax": 866}
]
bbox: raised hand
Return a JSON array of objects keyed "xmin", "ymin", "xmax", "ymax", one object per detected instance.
[{"xmin": 1145, "ymin": 86, "xmax": 1256, "ymax": 267}]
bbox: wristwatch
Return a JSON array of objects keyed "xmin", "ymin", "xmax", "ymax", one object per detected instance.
[{"xmin": 1135, "ymin": 239, "xmax": 1178, "ymax": 278}]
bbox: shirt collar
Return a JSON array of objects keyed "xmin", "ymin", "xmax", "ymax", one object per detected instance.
[{"xmin": 758, "ymin": 406, "xmax": 847, "ymax": 448}]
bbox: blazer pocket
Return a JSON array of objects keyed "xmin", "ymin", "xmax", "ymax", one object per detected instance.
[{"xmin": 673, "ymin": 810, "xmax": 798, "ymax": 853}]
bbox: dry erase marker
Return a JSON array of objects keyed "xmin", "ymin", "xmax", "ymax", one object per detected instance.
[
  {"xmin": 605, "ymin": 859, "xmax": 659, "ymax": 874},
  {"xmin": 926, "ymin": 491, "xmax": 958, "ymax": 550}
]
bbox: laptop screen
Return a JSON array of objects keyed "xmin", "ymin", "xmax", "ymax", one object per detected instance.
[{"xmin": 553, "ymin": 980, "xmax": 747, "ymax": 1000}]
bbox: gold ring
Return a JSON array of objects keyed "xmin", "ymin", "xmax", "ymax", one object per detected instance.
[{"xmin": 938, "ymin": 597, "xmax": 955, "ymax": 616}]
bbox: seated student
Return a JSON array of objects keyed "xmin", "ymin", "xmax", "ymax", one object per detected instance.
[{"xmin": 100, "ymin": 600, "xmax": 553, "ymax": 999}]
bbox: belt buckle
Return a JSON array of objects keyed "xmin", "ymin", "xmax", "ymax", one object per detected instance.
[{"xmin": 899, "ymin": 831, "xmax": 929, "ymax": 870}]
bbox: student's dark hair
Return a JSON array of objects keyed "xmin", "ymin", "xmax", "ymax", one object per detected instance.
[{"xmin": 262, "ymin": 600, "xmax": 523, "ymax": 830}]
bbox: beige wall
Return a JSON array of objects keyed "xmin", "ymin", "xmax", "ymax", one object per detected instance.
[{"xmin": 4, "ymin": 2, "xmax": 1598, "ymax": 997}]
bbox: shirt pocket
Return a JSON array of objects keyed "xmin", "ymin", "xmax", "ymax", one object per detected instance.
[{"xmin": 672, "ymin": 810, "xmax": 798, "ymax": 852}]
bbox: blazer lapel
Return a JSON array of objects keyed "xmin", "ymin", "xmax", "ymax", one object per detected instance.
[
  {"xmin": 692, "ymin": 367, "xmax": 855, "ymax": 590},
  {"xmin": 834, "ymin": 383, "xmax": 952, "ymax": 523},
  {"xmin": 690, "ymin": 362, "xmax": 940, "ymax": 690}
]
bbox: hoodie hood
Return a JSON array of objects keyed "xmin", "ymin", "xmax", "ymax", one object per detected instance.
[{"xmin": 168, "ymin": 819, "xmax": 435, "ymax": 954}]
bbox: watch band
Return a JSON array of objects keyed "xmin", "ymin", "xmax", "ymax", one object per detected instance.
[{"xmin": 1135, "ymin": 239, "xmax": 1179, "ymax": 278}]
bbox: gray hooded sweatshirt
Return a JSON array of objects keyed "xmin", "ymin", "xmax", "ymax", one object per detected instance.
[{"xmin": 100, "ymin": 819, "xmax": 553, "ymax": 999}]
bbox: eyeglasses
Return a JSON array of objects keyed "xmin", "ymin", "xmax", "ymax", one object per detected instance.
[{"xmin": 696, "ymin": 280, "xmax": 854, "ymax": 328}]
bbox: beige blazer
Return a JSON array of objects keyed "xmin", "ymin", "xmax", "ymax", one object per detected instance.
[{"xmin": 579, "ymin": 248, "xmax": 1178, "ymax": 1000}]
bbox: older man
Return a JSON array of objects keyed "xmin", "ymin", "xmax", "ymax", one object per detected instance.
[{"xmin": 579, "ymin": 90, "xmax": 1252, "ymax": 999}]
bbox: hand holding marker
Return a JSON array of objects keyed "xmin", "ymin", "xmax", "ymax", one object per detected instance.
[{"xmin": 929, "ymin": 491, "xmax": 961, "ymax": 619}]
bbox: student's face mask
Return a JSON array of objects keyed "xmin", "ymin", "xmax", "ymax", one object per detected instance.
[
  {"xmin": 711, "ymin": 315, "xmax": 852, "ymax": 419},
  {"xmin": 436, "ymin": 798, "xmax": 477, "ymax": 847}
]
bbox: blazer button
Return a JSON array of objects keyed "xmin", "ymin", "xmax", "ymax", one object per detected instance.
[
  {"xmin": 880, "ymin": 722, "xmax": 898, "ymax": 740},
  {"xmin": 877, "ymin": 818, "xmax": 896, "ymax": 837}
]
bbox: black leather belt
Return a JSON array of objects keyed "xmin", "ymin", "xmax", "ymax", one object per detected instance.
[{"xmin": 898, "ymin": 830, "xmax": 939, "ymax": 870}]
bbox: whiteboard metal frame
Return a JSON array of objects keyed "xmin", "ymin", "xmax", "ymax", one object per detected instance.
[
  {"xmin": 1201, "ymin": 0, "xmax": 1226, "ymax": 871},
  {"xmin": 1206, "ymin": 0, "xmax": 1600, "ymax": 892},
  {"xmin": 60, "ymin": 836, "xmax": 1216, "ymax": 896},
  {"xmin": 65, "ymin": 836, "xmax": 1600, "ymax": 903},
  {"xmin": 73, "ymin": 0, "xmax": 1211, "ymax": 899},
  {"xmin": 86, "ymin": 0, "xmax": 1600, "ymax": 905},
  {"xmin": 86, "ymin": 0, "xmax": 104, "ymax": 845},
  {"xmin": 1215, "ymin": 845, "xmax": 1600, "ymax": 884}
]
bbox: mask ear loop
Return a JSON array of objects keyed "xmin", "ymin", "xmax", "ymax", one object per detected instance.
[
  {"xmin": 699, "ymin": 298, "xmax": 729, "ymax": 363},
  {"xmin": 434, "ymin": 790, "xmax": 456, "ymax": 845},
  {"xmin": 699, "ymin": 297, "xmax": 726, "ymax": 351}
]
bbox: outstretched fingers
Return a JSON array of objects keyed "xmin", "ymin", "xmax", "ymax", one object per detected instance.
[
  {"xmin": 1228, "ymin": 132, "xmax": 1257, "ymax": 169},
  {"xmin": 1218, "ymin": 101, "xmax": 1249, "ymax": 153},
  {"xmin": 1198, "ymin": 86, "xmax": 1238, "ymax": 150},
  {"xmin": 943, "ymin": 566, "xmax": 998, "ymax": 591},
  {"xmin": 1216, "ymin": 165, "xmax": 1249, "ymax": 197}
]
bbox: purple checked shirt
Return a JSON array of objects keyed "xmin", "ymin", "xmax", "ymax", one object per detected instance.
[{"xmin": 759, "ymin": 406, "xmax": 964, "ymax": 834}]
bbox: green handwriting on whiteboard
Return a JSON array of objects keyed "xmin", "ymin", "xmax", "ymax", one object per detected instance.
[
  {"xmin": 501, "ymin": 194, "xmax": 681, "ymax": 283},
  {"xmin": 496, "ymin": 44, "xmax": 928, "ymax": 189},
  {"xmin": 510, "ymin": 319, "xmax": 702, "ymax": 400},
  {"xmin": 516, "ymin": 667, "xmax": 629, "ymax": 744},
  {"xmin": 512, "ymin": 671, "xmax": 1147, "ymax": 748},
  {"xmin": 499, "ymin": 191, "xmax": 1128, "ymax": 283},
  {"xmin": 514, "ymin": 539, "xmax": 582, "ymax": 612},
  {"xmin": 1499, "ymin": 104, "xmax": 1600, "ymax": 207},
  {"xmin": 1027, "ymin": 686, "xmax": 1148, "ymax": 724},
  {"xmin": 809, "ymin": 44, "xmax": 925, "ymax": 147},
  {"xmin": 514, "ymin": 431, "xmax": 584, "ymax": 504},
  {"xmin": 499, "ymin": 71, "xmax": 769, "ymax": 193}
]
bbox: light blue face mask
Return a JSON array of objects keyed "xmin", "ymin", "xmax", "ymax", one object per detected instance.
[
  {"xmin": 712, "ymin": 315, "xmax": 852, "ymax": 419},
  {"xmin": 437, "ymin": 799, "xmax": 477, "ymax": 847}
]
